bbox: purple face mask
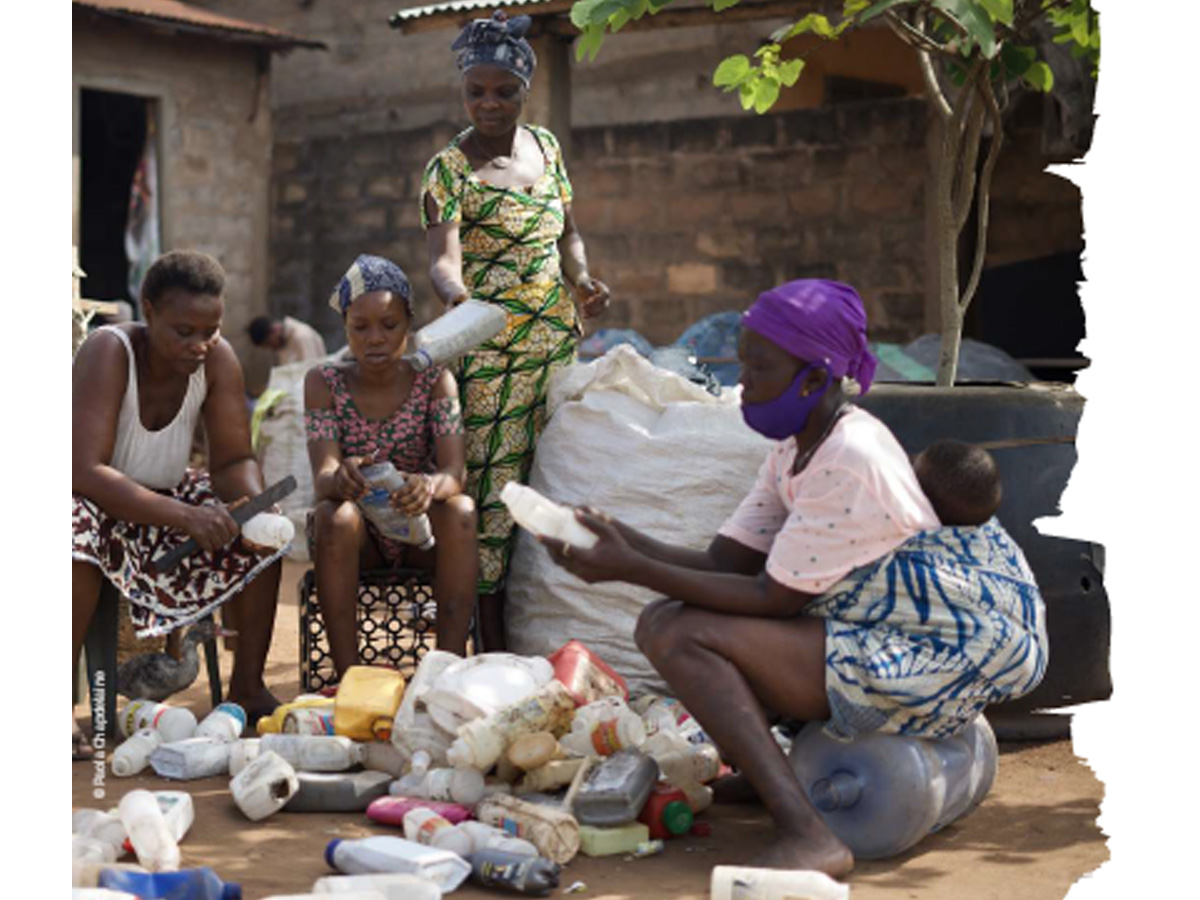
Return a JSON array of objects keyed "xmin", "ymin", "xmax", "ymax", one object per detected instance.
[{"xmin": 741, "ymin": 363, "xmax": 830, "ymax": 440}]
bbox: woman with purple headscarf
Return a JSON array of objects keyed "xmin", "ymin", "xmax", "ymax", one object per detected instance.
[{"xmin": 542, "ymin": 279, "xmax": 1046, "ymax": 876}]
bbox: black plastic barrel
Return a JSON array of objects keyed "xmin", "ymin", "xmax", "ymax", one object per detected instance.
[{"xmin": 856, "ymin": 382, "xmax": 1111, "ymax": 718}]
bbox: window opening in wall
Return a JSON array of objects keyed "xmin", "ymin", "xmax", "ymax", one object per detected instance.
[{"xmin": 80, "ymin": 89, "xmax": 160, "ymax": 317}]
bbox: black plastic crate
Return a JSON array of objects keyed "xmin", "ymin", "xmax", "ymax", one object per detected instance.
[{"xmin": 298, "ymin": 568, "xmax": 437, "ymax": 692}]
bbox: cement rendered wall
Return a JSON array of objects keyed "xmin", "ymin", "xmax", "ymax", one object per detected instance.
[{"xmin": 73, "ymin": 16, "xmax": 275, "ymax": 385}]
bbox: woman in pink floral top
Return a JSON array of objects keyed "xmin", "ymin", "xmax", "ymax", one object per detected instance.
[{"xmin": 305, "ymin": 255, "xmax": 477, "ymax": 670}]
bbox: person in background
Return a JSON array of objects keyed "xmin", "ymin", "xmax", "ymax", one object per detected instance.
[
  {"xmin": 305, "ymin": 255, "xmax": 478, "ymax": 676},
  {"xmin": 421, "ymin": 10, "xmax": 610, "ymax": 649},
  {"xmin": 541, "ymin": 279, "xmax": 1047, "ymax": 877},
  {"xmin": 248, "ymin": 314, "xmax": 328, "ymax": 367},
  {"xmin": 73, "ymin": 250, "xmax": 284, "ymax": 759}
]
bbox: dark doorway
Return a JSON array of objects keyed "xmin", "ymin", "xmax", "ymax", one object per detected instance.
[{"xmin": 79, "ymin": 89, "xmax": 150, "ymax": 309}]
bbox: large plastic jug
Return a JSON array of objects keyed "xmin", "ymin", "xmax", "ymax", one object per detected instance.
[
  {"xmin": 559, "ymin": 697, "xmax": 646, "ymax": 758},
  {"xmin": 547, "ymin": 640, "xmax": 627, "ymax": 707},
  {"xmin": 325, "ymin": 836, "xmax": 471, "ymax": 893},
  {"xmin": 333, "ymin": 666, "xmax": 407, "ymax": 741},
  {"xmin": 120, "ymin": 700, "xmax": 197, "ymax": 743},
  {"xmin": 285, "ymin": 771, "xmax": 393, "ymax": 813},
  {"xmin": 405, "ymin": 298, "xmax": 508, "ymax": 371},
  {"xmin": 229, "ymin": 739, "xmax": 261, "ymax": 777},
  {"xmin": 231, "ymin": 751, "xmax": 300, "ymax": 821},
  {"xmin": 710, "ymin": 866, "xmax": 849, "ymax": 900},
  {"xmin": 499, "ymin": 483, "xmax": 597, "ymax": 549},
  {"xmin": 572, "ymin": 748, "xmax": 658, "ymax": 827},
  {"xmin": 445, "ymin": 681, "xmax": 576, "ymax": 770},
  {"xmin": 260, "ymin": 734, "xmax": 366, "ymax": 772},
  {"xmin": 98, "ymin": 866, "xmax": 242, "ymax": 899},
  {"xmin": 358, "ymin": 464, "xmax": 435, "ymax": 550},
  {"xmin": 788, "ymin": 715, "xmax": 998, "ymax": 859}
]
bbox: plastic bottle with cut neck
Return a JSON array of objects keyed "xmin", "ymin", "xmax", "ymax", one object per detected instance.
[
  {"xmin": 195, "ymin": 702, "xmax": 246, "ymax": 741},
  {"xmin": 467, "ymin": 848, "xmax": 561, "ymax": 896},
  {"xmin": 112, "ymin": 728, "xmax": 162, "ymax": 777},
  {"xmin": 358, "ymin": 463, "xmax": 435, "ymax": 550},
  {"xmin": 117, "ymin": 789, "xmax": 180, "ymax": 872},
  {"xmin": 499, "ymin": 483, "xmax": 598, "ymax": 550},
  {"xmin": 709, "ymin": 866, "xmax": 849, "ymax": 900},
  {"xmin": 571, "ymin": 748, "xmax": 658, "ymax": 827},
  {"xmin": 286, "ymin": 771, "xmax": 393, "ymax": 813},
  {"xmin": 559, "ymin": 697, "xmax": 646, "ymax": 758},
  {"xmin": 445, "ymin": 680, "xmax": 576, "ymax": 771},
  {"xmin": 405, "ymin": 298, "xmax": 508, "ymax": 372},
  {"xmin": 120, "ymin": 700, "xmax": 197, "ymax": 743},
  {"xmin": 547, "ymin": 640, "xmax": 628, "ymax": 707},
  {"xmin": 788, "ymin": 715, "xmax": 998, "ymax": 859},
  {"xmin": 311, "ymin": 872, "xmax": 441, "ymax": 898},
  {"xmin": 231, "ymin": 751, "xmax": 300, "ymax": 821},
  {"xmin": 98, "ymin": 866, "xmax": 243, "ymax": 900},
  {"xmin": 260, "ymin": 733, "xmax": 366, "ymax": 772},
  {"xmin": 325, "ymin": 836, "xmax": 471, "ymax": 893}
]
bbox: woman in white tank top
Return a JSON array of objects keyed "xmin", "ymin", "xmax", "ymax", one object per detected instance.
[{"xmin": 72, "ymin": 250, "xmax": 286, "ymax": 759}]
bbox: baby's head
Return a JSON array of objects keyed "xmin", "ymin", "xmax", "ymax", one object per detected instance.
[{"xmin": 914, "ymin": 440, "xmax": 1002, "ymax": 528}]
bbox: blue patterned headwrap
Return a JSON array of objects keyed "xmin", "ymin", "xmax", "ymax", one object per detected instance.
[
  {"xmin": 329, "ymin": 255, "xmax": 413, "ymax": 317},
  {"xmin": 452, "ymin": 11, "xmax": 537, "ymax": 87}
]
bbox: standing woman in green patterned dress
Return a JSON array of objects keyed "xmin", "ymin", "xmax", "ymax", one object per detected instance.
[{"xmin": 422, "ymin": 10, "xmax": 610, "ymax": 649}]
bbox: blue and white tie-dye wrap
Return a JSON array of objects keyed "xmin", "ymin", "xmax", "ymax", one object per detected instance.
[{"xmin": 806, "ymin": 518, "xmax": 1048, "ymax": 740}]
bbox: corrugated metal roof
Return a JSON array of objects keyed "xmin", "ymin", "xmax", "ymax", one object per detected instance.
[
  {"xmin": 390, "ymin": 0, "xmax": 572, "ymax": 28},
  {"xmin": 74, "ymin": 0, "xmax": 326, "ymax": 50}
]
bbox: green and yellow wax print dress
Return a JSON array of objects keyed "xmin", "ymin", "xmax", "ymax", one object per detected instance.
[{"xmin": 421, "ymin": 124, "xmax": 581, "ymax": 593}]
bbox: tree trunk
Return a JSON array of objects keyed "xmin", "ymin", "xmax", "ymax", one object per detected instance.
[{"xmin": 934, "ymin": 117, "xmax": 962, "ymax": 387}]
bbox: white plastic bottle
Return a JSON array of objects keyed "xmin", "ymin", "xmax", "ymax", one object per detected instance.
[
  {"xmin": 324, "ymin": 836, "xmax": 471, "ymax": 893},
  {"xmin": 195, "ymin": 702, "xmax": 246, "ymax": 741},
  {"xmin": 148, "ymin": 737, "xmax": 231, "ymax": 780},
  {"xmin": 358, "ymin": 463, "xmax": 435, "ymax": 550},
  {"xmin": 710, "ymin": 866, "xmax": 849, "ymax": 900},
  {"xmin": 117, "ymin": 789, "xmax": 180, "ymax": 872},
  {"xmin": 312, "ymin": 872, "xmax": 441, "ymax": 898},
  {"xmin": 457, "ymin": 820, "xmax": 540, "ymax": 858},
  {"xmin": 261, "ymin": 733, "xmax": 366, "ymax": 772},
  {"xmin": 120, "ymin": 700, "xmax": 197, "ymax": 743},
  {"xmin": 402, "ymin": 808, "xmax": 474, "ymax": 857},
  {"xmin": 405, "ymin": 298, "xmax": 508, "ymax": 371},
  {"xmin": 232, "ymin": 751, "xmax": 300, "ymax": 821},
  {"xmin": 445, "ymin": 680, "xmax": 576, "ymax": 771},
  {"xmin": 499, "ymin": 483, "xmax": 597, "ymax": 549},
  {"xmin": 559, "ymin": 697, "xmax": 647, "ymax": 758},
  {"xmin": 153, "ymin": 791, "xmax": 196, "ymax": 843},
  {"xmin": 112, "ymin": 729, "xmax": 163, "ymax": 777},
  {"xmin": 390, "ymin": 766, "xmax": 485, "ymax": 806}
]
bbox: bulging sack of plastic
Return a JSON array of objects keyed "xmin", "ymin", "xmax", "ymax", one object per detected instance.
[
  {"xmin": 559, "ymin": 697, "xmax": 646, "ymax": 758},
  {"xmin": 710, "ymin": 867, "xmax": 850, "ymax": 900},
  {"xmin": 446, "ymin": 681, "xmax": 576, "ymax": 771},
  {"xmin": 261, "ymin": 734, "xmax": 366, "ymax": 772},
  {"xmin": 424, "ymin": 653, "xmax": 555, "ymax": 735},
  {"xmin": 406, "ymin": 298, "xmax": 508, "ymax": 371},
  {"xmin": 232, "ymin": 751, "xmax": 300, "ymax": 821},
  {"xmin": 506, "ymin": 347, "xmax": 770, "ymax": 695},
  {"xmin": 148, "ymin": 737, "xmax": 230, "ymax": 780}
]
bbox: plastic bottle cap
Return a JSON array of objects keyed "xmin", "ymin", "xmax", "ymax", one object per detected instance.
[
  {"xmin": 662, "ymin": 800, "xmax": 694, "ymax": 836},
  {"xmin": 325, "ymin": 838, "xmax": 342, "ymax": 869}
]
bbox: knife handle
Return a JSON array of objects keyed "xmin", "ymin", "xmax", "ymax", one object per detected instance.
[{"xmin": 152, "ymin": 538, "xmax": 202, "ymax": 574}]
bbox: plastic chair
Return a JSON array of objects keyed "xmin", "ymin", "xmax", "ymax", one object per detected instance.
[{"xmin": 83, "ymin": 580, "xmax": 223, "ymax": 740}]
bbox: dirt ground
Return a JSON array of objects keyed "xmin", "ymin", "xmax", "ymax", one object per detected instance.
[{"xmin": 73, "ymin": 560, "xmax": 1109, "ymax": 899}]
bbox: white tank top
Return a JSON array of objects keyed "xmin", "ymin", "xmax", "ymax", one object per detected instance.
[{"xmin": 101, "ymin": 325, "xmax": 208, "ymax": 490}]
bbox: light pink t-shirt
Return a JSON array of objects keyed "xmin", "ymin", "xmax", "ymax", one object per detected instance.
[{"xmin": 718, "ymin": 407, "xmax": 939, "ymax": 595}]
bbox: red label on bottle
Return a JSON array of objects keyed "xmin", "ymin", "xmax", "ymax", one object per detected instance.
[{"xmin": 591, "ymin": 720, "xmax": 622, "ymax": 755}]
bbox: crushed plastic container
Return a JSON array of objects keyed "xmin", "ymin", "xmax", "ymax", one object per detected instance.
[
  {"xmin": 446, "ymin": 681, "xmax": 576, "ymax": 770},
  {"xmin": 260, "ymin": 734, "xmax": 366, "ymax": 772},
  {"xmin": 312, "ymin": 872, "xmax": 441, "ymax": 898},
  {"xmin": 710, "ymin": 866, "xmax": 849, "ymax": 900},
  {"xmin": 500, "ymin": 483, "xmax": 597, "ymax": 549},
  {"xmin": 358, "ymin": 463, "xmax": 435, "ymax": 550},
  {"xmin": 577, "ymin": 823, "xmax": 650, "ymax": 857},
  {"xmin": 572, "ymin": 748, "xmax": 658, "ymax": 827},
  {"xmin": 195, "ymin": 703, "xmax": 246, "ymax": 742},
  {"xmin": 405, "ymin": 298, "xmax": 508, "ymax": 371},
  {"xmin": 231, "ymin": 751, "xmax": 300, "ymax": 821},
  {"xmin": 548, "ymin": 640, "xmax": 628, "ymax": 707},
  {"xmin": 117, "ymin": 789, "xmax": 179, "ymax": 872},
  {"xmin": 789, "ymin": 715, "xmax": 999, "ymax": 859},
  {"xmin": 149, "ymin": 737, "xmax": 230, "ymax": 780},
  {"xmin": 560, "ymin": 697, "xmax": 647, "ymax": 758},
  {"xmin": 474, "ymin": 794, "xmax": 581, "ymax": 865},
  {"xmin": 424, "ymin": 653, "xmax": 554, "ymax": 735},
  {"xmin": 333, "ymin": 666, "xmax": 407, "ymax": 742},
  {"xmin": 467, "ymin": 849, "xmax": 561, "ymax": 896},
  {"xmin": 285, "ymin": 771, "xmax": 393, "ymax": 813},
  {"xmin": 325, "ymin": 836, "xmax": 471, "ymax": 893},
  {"xmin": 98, "ymin": 866, "xmax": 242, "ymax": 900},
  {"xmin": 112, "ymin": 729, "xmax": 163, "ymax": 777},
  {"xmin": 120, "ymin": 700, "xmax": 197, "ymax": 743}
]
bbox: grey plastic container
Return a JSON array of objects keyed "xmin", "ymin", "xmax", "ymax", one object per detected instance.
[
  {"xmin": 571, "ymin": 749, "xmax": 658, "ymax": 827},
  {"xmin": 284, "ymin": 770, "xmax": 393, "ymax": 813}
]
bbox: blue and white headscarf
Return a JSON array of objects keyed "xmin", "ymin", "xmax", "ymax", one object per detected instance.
[
  {"xmin": 329, "ymin": 255, "xmax": 413, "ymax": 317},
  {"xmin": 452, "ymin": 11, "xmax": 537, "ymax": 87}
]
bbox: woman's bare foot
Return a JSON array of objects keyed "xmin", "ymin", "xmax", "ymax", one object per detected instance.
[{"xmin": 749, "ymin": 828, "xmax": 855, "ymax": 879}]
